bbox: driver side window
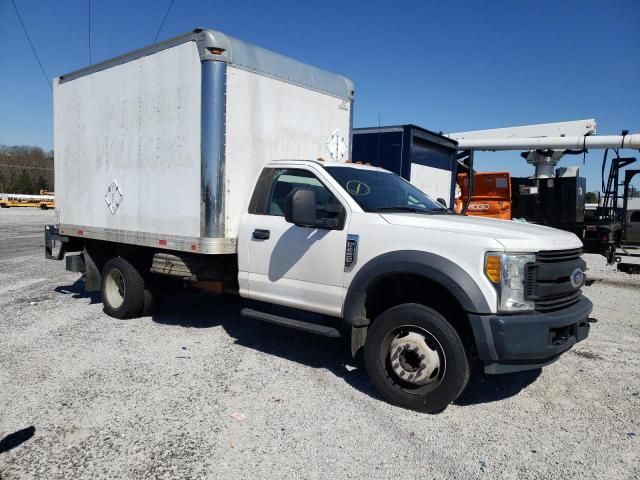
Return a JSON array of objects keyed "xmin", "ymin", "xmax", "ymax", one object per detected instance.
[
  {"xmin": 249, "ymin": 168, "xmax": 343, "ymax": 224},
  {"xmin": 268, "ymin": 171, "xmax": 327, "ymax": 216}
]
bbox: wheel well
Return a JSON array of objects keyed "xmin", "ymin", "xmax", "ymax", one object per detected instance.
[{"xmin": 364, "ymin": 273, "xmax": 473, "ymax": 347}]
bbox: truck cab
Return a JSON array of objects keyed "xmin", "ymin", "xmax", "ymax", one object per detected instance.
[{"xmin": 234, "ymin": 160, "xmax": 592, "ymax": 411}]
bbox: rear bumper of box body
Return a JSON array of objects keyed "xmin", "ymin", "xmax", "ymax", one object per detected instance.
[{"xmin": 469, "ymin": 296, "xmax": 593, "ymax": 374}]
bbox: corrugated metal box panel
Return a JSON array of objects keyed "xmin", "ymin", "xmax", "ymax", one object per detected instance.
[{"xmin": 54, "ymin": 41, "xmax": 202, "ymax": 237}]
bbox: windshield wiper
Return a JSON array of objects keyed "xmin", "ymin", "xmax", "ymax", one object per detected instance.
[
  {"xmin": 371, "ymin": 206, "xmax": 433, "ymax": 214},
  {"xmin": 371, "ymin": 206, "xmax": 451, "ymax": 214}
]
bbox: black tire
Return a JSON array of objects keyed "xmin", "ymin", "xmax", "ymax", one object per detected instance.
[
  {"xmin": 141, "ymin": 275, "xmax": 171, "ymax": 316},
  {"xmin": 364, "ymin": 303, "xmax": 470, "ymax": 413},
  {"xmin": 140, "ymin": 289, "xmax": 154, "ymax": 316},
  {"xmin": 40, "ymin": 204, "xmax": 48, "ymax": 210},
  {"xmin": 101, "ymin": 257, "xmax": 146, "ymax": 319}
]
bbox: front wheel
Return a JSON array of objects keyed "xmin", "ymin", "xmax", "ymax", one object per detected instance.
[
  {"xmin": 364, "ymin": 303, "xmax": 469, "ymax": 413},
  {"xmin": 101, "ymin": 257, "xmax": 146, "ymax": 319}
]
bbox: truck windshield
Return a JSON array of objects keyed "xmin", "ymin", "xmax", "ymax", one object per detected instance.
[{"xmin": 325, "ymin": 166, "xmax": 449, "ymax": 214}]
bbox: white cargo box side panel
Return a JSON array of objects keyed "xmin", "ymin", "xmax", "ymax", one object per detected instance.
[
  {"xmin": 224, "ymin": 65, "xmax": 351, "ymax": 237},
  {"xmin": 54, "ymin": 42, "xmax": 202, "ymax": 238}
]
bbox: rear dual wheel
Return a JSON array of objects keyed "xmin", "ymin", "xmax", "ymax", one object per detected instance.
[
  {"xmin": 364, "ymin": 303, "xmax": 469, "ymax": 413},
  {"xmin": 101, "ymin": 257, "xmax": 155, "ymax": 319}
]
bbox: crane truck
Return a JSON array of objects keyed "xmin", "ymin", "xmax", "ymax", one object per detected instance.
[{"xmin": 45, "ymin": 29, "xmax": 593, "ymax": 413}]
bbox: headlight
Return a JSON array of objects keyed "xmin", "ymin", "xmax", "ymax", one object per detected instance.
[{"xmin": 484, "ymin": 252, "xmax": 535, "ymax": 312}]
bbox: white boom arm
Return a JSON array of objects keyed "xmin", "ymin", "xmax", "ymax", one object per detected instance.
[
  {"xmin": 455, "ymin": 134, "xmax": 640, "ymax": 151},
  {"xmin": 448, "ymin": 119, "xmax": 639, "ymax": 178},
  {"xmin": 449, "ymin": 119, "xmax": 597, "ymax": 141}
]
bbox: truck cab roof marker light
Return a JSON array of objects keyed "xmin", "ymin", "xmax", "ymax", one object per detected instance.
[{"xmin": 206, "ymin": 47, "xmax": 225, "ymax": 55}]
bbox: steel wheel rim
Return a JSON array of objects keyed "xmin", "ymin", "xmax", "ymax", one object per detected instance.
[
  {"xmin": 104, "ymin": 268, "xmax": 126, "ymax": 309},
  {"xmin": 380, "ymin": 324, "xmax": 446, "ymax": 395}
]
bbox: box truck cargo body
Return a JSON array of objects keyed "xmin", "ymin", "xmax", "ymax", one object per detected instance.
[{"xmin": 54, "ymin": 28, "xmax": 354, "ymax": 254}]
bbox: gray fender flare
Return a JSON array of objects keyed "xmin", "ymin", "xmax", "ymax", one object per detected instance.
[{"xmin": 342, "ymin": 250, "xmax": 492, "ymax": 327}]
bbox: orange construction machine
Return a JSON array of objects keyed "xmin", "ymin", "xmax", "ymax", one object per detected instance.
[{"xmin": 455, "ymin": 172, "xmax": 511, "ymax": 219}]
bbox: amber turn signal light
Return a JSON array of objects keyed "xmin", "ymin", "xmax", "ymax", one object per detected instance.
[{"xmin": 485, "ymin": 255, "xmax": 501, "ymax": 283}]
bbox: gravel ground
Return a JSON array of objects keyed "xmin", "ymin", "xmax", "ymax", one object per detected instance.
[
  {"xmin": 0, "ymin": 209, "xmax": 639, "ymax": 479},
  {"xmin": 584, "ymin": 251, "xmax": 640, "ymax": 287}
]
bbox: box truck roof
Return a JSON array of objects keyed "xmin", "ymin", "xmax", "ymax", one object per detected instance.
[{"xmin": 58, "ymin": 27, "xmax": 354, "ymax": 101}]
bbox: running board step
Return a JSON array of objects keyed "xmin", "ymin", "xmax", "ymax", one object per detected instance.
[{"xmin": 240, "ymin": 308, "xmax": 342, "ymax": 338}]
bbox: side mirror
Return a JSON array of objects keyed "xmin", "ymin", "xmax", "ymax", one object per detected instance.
[
  {"xmin": 437, "ymin": 198, "xmax": 447, "ymax": 208},
  {"xmin": 285, "ymin": 188, "xmax": 317, "ymax": 227}
]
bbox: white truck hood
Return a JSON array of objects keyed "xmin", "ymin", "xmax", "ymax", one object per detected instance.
[{"xmin": 380, "ymin": 213, "xmax": 583, "ymax": 252}]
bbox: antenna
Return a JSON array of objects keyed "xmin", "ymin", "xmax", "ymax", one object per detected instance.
[{"xmin": 376, "ymin": 113, "xmax": 381, "ymax": 167}]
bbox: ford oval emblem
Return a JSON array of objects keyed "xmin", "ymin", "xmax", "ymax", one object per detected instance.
[{"xmin": 570, "ymin": 268, "xmax": 585, "ymax": 289}]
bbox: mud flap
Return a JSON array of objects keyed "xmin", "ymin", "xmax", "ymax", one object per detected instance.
[{"xmin": 83, "ymin": 248, "xmax": 101, "ymax": 293}]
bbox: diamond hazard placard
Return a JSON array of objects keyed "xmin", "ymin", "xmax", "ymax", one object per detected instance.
[
  {"xmin": 325, "ymin": 129, "xmax": 348, "ymax": 162},
  {"xmin": 105, "ymin": 180, "xmax": 124, "ymax": 215}
]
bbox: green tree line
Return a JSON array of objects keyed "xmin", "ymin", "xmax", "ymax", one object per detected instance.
[
  {"xmin": 0, "ymin": 145, "xmax": 54, "ymax": 194},
  {"xmin": 584, "ymin": 191, "xmax": 598, "ymax": 203}
]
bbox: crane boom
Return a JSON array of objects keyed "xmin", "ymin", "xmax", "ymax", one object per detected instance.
[
  {"xmin": 454, "ymin": 133, "xmax": 640, "ymax": 151},
  {"xmin": 449, "ymin": 119, "xmax": 596, "ymax": 141},
  {"xmin": 449, "ymin": 119, "xmax": 639, "ymax": 178}
]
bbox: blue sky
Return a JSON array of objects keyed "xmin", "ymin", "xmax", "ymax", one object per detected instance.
[{"xmin": 1, "ymin": 0, "xmax": 638, "ymax": 192}]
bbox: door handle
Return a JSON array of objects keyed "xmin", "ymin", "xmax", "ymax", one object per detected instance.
[{"xmin": 252, "ymin": 229, "xmax": 270, "ymax": 240}]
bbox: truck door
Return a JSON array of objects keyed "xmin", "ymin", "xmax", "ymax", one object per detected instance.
[{"xmin": 239, "ymin": 167, "xmax": 349, "ymax": 316}]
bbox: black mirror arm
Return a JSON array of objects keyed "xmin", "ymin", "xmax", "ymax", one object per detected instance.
[
  {"xmin": 317, "ymin": 203, "xmax": 342, "ymax": 214},
  {"xmin": 317, "ymin": 217, "xmax": 339, "ymax": 229}
]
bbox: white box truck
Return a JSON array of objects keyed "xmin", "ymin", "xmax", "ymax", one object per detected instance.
[{"xmin": 46, "ymin": 28, "xmax": 593, "ymax": 413}]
